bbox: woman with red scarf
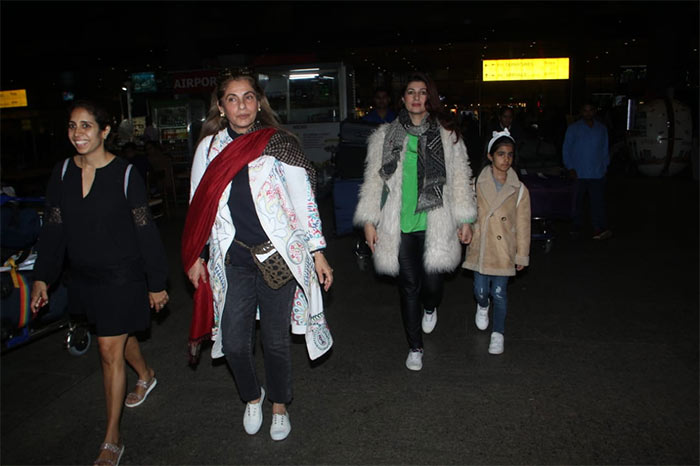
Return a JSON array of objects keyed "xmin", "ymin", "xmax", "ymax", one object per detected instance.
[{"xmin": 183, "ymin": 72, "xmax": 333, "ymax": 441}]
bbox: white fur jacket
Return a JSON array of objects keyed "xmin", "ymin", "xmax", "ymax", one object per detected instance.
[{"xmin": 353, "ymin": 124, "xmax": 477, "ymax": 276}]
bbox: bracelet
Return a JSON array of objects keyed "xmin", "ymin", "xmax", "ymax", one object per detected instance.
[{"xmin": 312, "ymin": 250, "xmax": 325, "ymax": 257}]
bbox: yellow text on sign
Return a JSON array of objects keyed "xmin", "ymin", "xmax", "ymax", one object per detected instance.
[
  {"xmin": 0, "ymin": 89, "xmax": 28, "ymax": 108},
  {"xmin": 483, "ymin": 58, "xmax": 570, "ymax": 81}
]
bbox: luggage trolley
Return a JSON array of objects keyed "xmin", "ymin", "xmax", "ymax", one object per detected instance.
[
  {"xmin": 331, "ymin": 119, "xmax": 379, "ymax": 270},
  {"xmin": 519, "ymin": 168, "xmax": 575, "ymax": 253},
  {"xmin": 1, "ymin": 194, "xmax": 91, "ymax": 355}
]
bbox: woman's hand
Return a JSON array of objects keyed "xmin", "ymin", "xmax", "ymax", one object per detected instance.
[
  {"xmin": 364, "ymin": 223, "xmax": 378, "ymax": 253},
  {"xmin": 313, "ymin": 251, "xmax": 333, "ymax": 292},
  {"xmin": 187, "ymin": 258, "xmax": 207, "ymax": 289},
  {"xmin": 516, "ymin": 265, "xmax": 525, "ymax": 272},
  {"xmin": 149, "ymin": 290, "xmax": 169, "ymax": 312},
  {"xmin": 30, "ymin": 280, "xmax": 49, "ymax": 315},
  {"xmin": 458, "ymin": 223, "xmax": 473, "ymax": 244}
]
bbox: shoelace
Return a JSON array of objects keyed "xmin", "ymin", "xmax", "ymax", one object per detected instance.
[{"xmin": 246, "ymin": 403, "xmax": 260, "ymax": 416}]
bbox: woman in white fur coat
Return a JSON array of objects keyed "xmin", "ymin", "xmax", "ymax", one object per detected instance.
[{"xmin": 353, "ymin": 72, "xmax": 477, "ymax": 371}]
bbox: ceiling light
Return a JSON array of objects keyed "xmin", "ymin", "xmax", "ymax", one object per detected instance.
[{"xmin": 289, "ymin": 73, "xmax": 319, "ymax": 80}]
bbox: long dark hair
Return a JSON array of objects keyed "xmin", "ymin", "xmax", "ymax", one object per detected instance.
[
  {"xmin": 401, "ymin": 72, "xmax": 460, "ymax": 142},
  {"xmin": 198, "ymin": 71, "xmax": 281, "ymax": 145}
]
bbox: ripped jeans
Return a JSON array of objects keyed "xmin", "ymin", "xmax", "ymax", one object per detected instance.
[{"xmin": 473, "ymin": 272, "xmax": 509, "ymax": 334}]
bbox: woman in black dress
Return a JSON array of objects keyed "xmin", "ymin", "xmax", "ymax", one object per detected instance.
[{"xmin": 30, "ymin": 101, "xmax": 168, "ymax": 466}]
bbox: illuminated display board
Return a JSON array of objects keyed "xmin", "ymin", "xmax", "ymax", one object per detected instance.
[
  {"xmin": 0, "ymin": 89, "xmax": 28, "ymax": 108},
  {"xmin": 483, "ymin": 58, "xmax": 569, "ymax": 81}
]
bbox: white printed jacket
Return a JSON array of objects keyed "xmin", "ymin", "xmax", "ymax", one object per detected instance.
[{"xmin": 190, "ymin": 128, "xmax": 332, "ymax": 360}]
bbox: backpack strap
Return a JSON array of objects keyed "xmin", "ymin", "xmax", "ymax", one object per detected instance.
[
  {"xmin": 61, "ymin": 158, "xmax": 70, "ymax": 181},
  {"xmin": 516, "ymin": 183, "xmax": 524, "ymax": 207},
  {"xmin": 62, "ymin": 158, "xmax": 132, "ymax": 200},
  {"xmin": 123, "ymin": 164, "xmax": 133, "ymax": 199}
]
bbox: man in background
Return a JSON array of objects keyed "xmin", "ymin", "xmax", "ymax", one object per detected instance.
[
  {"xmin": 563, "ymin": 102, "xmax": 613, "ymax": 240},
  {"xmin": 363, "ymin": 87, "xmax": 396, "ymax": 124}
]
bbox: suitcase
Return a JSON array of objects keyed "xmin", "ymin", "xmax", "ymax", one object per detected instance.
[
  {"xmin": 332, "ymin": 178, "xmax": 363, "ymax": 236},
  {"xmin": 519, "ymin": 171, "xmax": 575, "ymax": 253},
  {"xmin": 334, "ymin": 119, "xmax": 379, "ymax": 179},
  {"xmin": 520, "ymin": 172, "xmax": 575, "ymax": 219}
]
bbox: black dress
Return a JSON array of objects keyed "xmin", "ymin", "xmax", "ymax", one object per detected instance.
[{"xmin": 34, "ymin": 157, "xmax": 168, "ymax": 336}]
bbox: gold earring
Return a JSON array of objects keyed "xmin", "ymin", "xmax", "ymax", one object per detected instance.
[
  {"xmin": 258, "ymin": 107, "xmax": 261, "ymax": 112},
  {"xmin": 220, "ymin": 111, "xmax": 225, "ymax": 118}
]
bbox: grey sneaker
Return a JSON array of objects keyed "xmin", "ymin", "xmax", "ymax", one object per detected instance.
[
  {"xmin": 270, "ymin": 412, "xmax": 291, "ymax": 441},
  {"xmin": 475, "ymin": 302, "xmax": 489, "ymax": 330},
  {"xmin": 243, "ymin": 387, "xmax": 265, "ymax": 435},
  {"xmin": 421, "ymin": 308, "xmax": 438, "ymax": 334},
  {"xmin": 488, "ymin": 332, "xmax": 504, "ymax": 355},
  {"xmin": 405, "ymin": 349, "xmax": 423, "ymax": 371}
]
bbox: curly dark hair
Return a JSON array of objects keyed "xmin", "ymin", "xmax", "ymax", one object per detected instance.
[{"xmin": 68, "ymin": 100, "xmax": 111, "ymax": 130}]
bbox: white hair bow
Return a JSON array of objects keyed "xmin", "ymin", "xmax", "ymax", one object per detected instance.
[{"xmin": 487, "ymin": 128, "xmax": 515, "ymax": 154}]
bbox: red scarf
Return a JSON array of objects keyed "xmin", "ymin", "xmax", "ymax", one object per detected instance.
[{"xmin": 182, "ymin": 127, "xmax": 277, "ymax": 364}]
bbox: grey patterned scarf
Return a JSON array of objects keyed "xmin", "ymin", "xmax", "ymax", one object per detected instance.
[{"xmin": 380, "ymin": 108, "xmax": 446, "ymax": 212}]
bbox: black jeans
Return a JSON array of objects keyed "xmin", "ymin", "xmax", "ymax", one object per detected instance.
[
  {"xmin": 573, "ymin": 177, "xmax": 608, "ymax": 232},
  {"xmin": 220, "ymin": 243, "xmax": 297, "ymax": 404},
  {"xmin": 397, "ymin": 231, "xmax": 444, "ymax": 350}
]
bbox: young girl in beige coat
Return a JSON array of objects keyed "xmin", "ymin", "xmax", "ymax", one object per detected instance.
[{"xmin": 462, "ymin": 129, "xmax": 530, "ymax": 354}]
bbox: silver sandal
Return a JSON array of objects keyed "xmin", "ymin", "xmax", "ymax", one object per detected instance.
[
  {"xmin": 124, "ymin": 377, "xmax": 157, "ymax": 408},
  {"xmin": 93, "ymin": 442, "xmax": 124, "ymax": 466}
]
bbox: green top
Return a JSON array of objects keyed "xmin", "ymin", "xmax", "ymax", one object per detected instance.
[{"xmin": 400, "ymin": 134, "xmax": 428, "ymax": 233}]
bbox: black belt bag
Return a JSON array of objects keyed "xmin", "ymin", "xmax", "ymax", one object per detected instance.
[{"xmin": 232, "ymin": 239, "xmax": 294, "ymax": 290}]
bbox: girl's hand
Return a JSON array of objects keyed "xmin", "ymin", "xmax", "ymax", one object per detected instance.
[
  {"xmin": 364, "ymin": 223, "xmax": 378, "ymax": 253},
  {"xmin": 187, "ymin": 258, "xmax": 207, "ymax": 289},
  {"xmin": 458, "ymin": 223, "xmax": 473, "ymax": 244},
  {"xmin": 30, "ymin": 280, "xmax": 49, "ymax": 315},
  {"xmin": 149, "ymin": 290, "xmax": 169, "ymax": 312},
  {"xmin": 516, "ymin": 265, "xmax": 525, "ymax": 271},
  {"xmin": 313, "ymin": 251, "xmax": 333, "ymax": 292}
]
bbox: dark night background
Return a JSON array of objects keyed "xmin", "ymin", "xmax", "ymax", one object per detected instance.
[
  {"xmin": 3, "ymin": 1, "xmax": 698, "ymax": 93},
  {"xmin": 1, "ymin": 1, "xmax": 698, "ymax": 181}
]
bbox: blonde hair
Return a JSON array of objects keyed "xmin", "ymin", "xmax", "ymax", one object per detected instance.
[{"xmin": 198, "ymin": 72, "xmax": 281, "ymax": 144}]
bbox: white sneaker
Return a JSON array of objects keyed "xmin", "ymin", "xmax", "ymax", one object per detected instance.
[
  {"xmin": 243, "ymin": 387, "xmax": 265, "ymax": 435},
  {"xmin": 270, "ymin": 412, "xmax": 291, "ymax": 441},
  {"xmin": 475, "ymin": 302, "xmax": 489, "ymax": 330},
  {"xmin": 421, "ymin": 308, "xmax": 438, "ymax": 334},
  {"xmin": 405, "ymin": 349, "xmax": 423, "ymax": 371},
  {"xmin": 488, "ymin": 332, "xmax": 504, "ymax": 355}
]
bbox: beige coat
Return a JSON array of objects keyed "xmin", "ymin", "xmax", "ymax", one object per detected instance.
[{"xmin": 463, "ymin": 166, "xmax": 531, "ymax": 276}]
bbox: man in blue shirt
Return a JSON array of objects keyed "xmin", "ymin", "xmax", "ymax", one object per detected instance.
[
  {"xmin": 362, "ymin": 87, "xmax": 396, "ymax": 124},
  {"xmin": 563, "ymin": 103, "xmax": 612, "ymax": 240}
]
